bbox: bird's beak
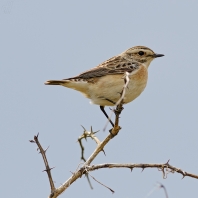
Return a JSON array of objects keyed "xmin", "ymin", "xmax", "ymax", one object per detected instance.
[{"xmin": 153, "ymin": 53, "xmax": 164, "ymax": 58}]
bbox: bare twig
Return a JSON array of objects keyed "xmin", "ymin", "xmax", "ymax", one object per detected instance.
[
  {"xmin": 29, "ymin": 133, "xmax": 56, "ymax": 194},
  {"xmin": 88, "ymin": 173, "xmax": 115, "ymax": 193},
  {"xmin": 77, "ymin": 126, "xmax": 101, "ymax": 162},
  {"xmin": 85, "ymin": 173, "xmax": 93, "ymax": 189},
  {"xmin": 77, "ymin": 126, "xmax": 101, "ymax": 189},
  {"xmin": 78, "ymin": 137, "xmax": 86, "ymax": 162}
]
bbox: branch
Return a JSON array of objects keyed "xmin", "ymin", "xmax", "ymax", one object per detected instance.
[
  {"xmin": 85, "ymin": 161, "xmax": 198, "ymax": 179},
  {"xmin": 47, "ymin": 160, "xmax": 198, "ymax": 197},
  {"xmin": 29, "ymin": 133, "xmax": 56, "ymax": 194}
]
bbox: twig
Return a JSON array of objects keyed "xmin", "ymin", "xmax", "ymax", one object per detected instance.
[
  {"xmin": 29, "ymin": 133, "xmax": 56, "ymax": 194},
  {"xmin": 77, "ymin": 126, "xmax": 101, "ymax": 189},
  {"xmin": 78, "ymin": 137, "xmax": 86, "ymax": 162},
  {"xmin": 77, "ymin": 126, "xmax": 101, "ymax": 162},
  {"xmin": 88, "ymin": 173, "xmax": 115, "ymax": 193},
  {"xmin": 85, "ymin": 173, "xmax": 93, "ymax": 189}
]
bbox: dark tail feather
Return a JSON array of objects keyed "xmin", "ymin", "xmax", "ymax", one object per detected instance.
[{"xmin": 44, "ymin": 80, "xmax": 66, "ymax": 85}]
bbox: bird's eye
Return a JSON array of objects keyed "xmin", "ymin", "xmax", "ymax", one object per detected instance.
[{"xmin": 138, "ymin": 51, "xmax": 144, "ymax": 56}]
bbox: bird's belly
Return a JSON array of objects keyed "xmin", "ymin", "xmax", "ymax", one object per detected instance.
[{"xmin": 88, "ymin": 71, "xmax": 148, "ymax": 106}]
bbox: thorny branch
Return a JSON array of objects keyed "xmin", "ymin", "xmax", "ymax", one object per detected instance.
[
  {"xmin": 29, "ymin": 134, "xmax": 198, "ymax": 198},
  {"xmin": 85, "ymin": 160, "xmax": 198, "ymax": 180},
  {"xmin": 29, "ymin": 133, "xmax": 56, "ymax": 194}
]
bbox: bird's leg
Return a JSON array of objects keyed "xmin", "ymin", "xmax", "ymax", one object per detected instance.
[{"xmin": 100, "ymin": 106, "xmax": 114, "ymax": 127}]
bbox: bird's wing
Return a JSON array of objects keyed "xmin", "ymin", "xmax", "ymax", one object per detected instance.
[{"xmin": 66, "ymin": 56, "xmax": 139, "ymax": 80}]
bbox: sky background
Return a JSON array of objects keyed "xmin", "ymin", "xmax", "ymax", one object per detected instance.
[{"xmin": 1, "ymin": 0, "xmax": 198, "ymax": 197}]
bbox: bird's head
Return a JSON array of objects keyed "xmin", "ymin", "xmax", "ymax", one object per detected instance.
[{"xmin": 123, "ymin": 46, "xmax": 164, "ymax": 68}]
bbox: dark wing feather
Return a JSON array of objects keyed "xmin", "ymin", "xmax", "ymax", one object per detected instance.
[{"xmin": 66, "ymin": 56, "xmax": 139, "ymax": 80}]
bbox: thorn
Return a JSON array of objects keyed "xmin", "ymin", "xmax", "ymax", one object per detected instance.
[
  {"xmin": 81, "ymin": 125, "xmax": 86, "ymax": 132},
  {"xmin": 42, "ymin": 167, "xmax": 55, "ymax": 172},
  {"xmin": 181, "ymin": 171, "xmax": 186, "ymax": 179},
  {"xmin": 81, "ymin": 126, "xmax": 89, "ymax": 141},
  {"xmin": 29, "ymin": 140, "xmax": 35, "ymax": 143},
  {"xmin": 165, "ymin": 159, "xmax": 170, "ymax": 165},
  {"xmin": 141, "ymin": 168, "xmax": 145, "ymax": 172},
  {"xmin": 36, "ymin": 132, "xmax": 39, "ymax": 138},
  {"xmin": 90, "ymin": 126, "xmax": 100, "ymax": 135},
  {"xmin": 44, "ymin": 146, "xmax": 50, "ymax": 153},
  {"xmin": 130, "ymin": 168, "xmax": 133, "ymax": 172},
  {"xmin": 93, "ymin": 130, "xmax": 100, "ymax": 134},
  {"xmin": 102, "ymin": 149, "xmax": 106, "ymax": 156},
  {"xmin": 84, "ymin": 135, "xmax": 88, "ymax": 141},
  {"xmin": 50, "ymin": 167, "xmax": 55, "ymax": 171}
]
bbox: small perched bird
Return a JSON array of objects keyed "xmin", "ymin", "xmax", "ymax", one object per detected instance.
[{"xmin": 45, "ymin": 46, "xmax": 164, "ymax": 126}]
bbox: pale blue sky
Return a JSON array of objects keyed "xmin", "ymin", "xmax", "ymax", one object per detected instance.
[{"xmin": 1, "ymin": 1, "xmax": 198, "ymax": 197}]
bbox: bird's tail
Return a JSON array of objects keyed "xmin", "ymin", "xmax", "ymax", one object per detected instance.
[
  {"xmin": 45, "ymin": 79, "xmax": 87, "ymax": 94},
  {"xmin": 44, "ymin": 80, "xmax": 67, "ymax": 85}
]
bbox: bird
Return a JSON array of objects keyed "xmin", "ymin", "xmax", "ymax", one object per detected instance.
[{"xmin": 45, "ymin": 46, "xmax": 164, "ymax": 127}]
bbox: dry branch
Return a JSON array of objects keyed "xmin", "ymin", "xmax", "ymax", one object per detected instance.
[
  {"xmin": 85, "ymin": 161, "xmax": 198, "ymax": 179},
  {"xmin": 29, "ymin": 133, "xmax": 56, "ymax": 195}
]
